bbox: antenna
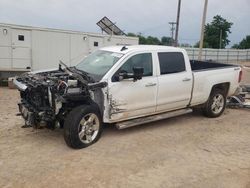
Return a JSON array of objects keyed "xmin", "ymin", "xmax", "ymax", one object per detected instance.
[
  {"xmin": 120, "ymin": 46, "xmax": 128, "ymax": 51},
  {"xmin": 97, "ymin": 16, "xmax": 126, "ymax": 36}
]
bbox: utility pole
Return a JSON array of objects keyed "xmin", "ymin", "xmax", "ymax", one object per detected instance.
[
  {"xmin": 198, "ymin": 0, "xmax": 208, "ymax": 61},
  {"xmin": 219, "ymin": 29, "xmax": 222, "ymax": 49},
  {"xmin": 174, "ymin": 0, "xmax": 182, "ymax": 47},
  {"xmin": 169, "ymin": 22, "xmax": 176, "ymax": 46}
]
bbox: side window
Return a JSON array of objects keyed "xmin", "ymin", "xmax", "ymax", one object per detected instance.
[
  {"xmin": 120, "ymin": 53, "xmax": 153, "ymax": 76},
  {"xmin": 158, "ymin": 52, "xmax": 186, "ymax": 74}
]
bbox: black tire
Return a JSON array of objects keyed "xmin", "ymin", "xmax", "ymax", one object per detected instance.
[
  {"xmin": 64, "ymin": 105, "xmax": 103, "ymax": 149},
  {"xmin": 203, "ymin": 89, "xmax": 226, "ymax": 118}
]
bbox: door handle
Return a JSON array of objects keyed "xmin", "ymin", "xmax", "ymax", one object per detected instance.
[
  {"xmin": 182, "ymin": 78, "xmax": 191, "ymax": 82},
  {"xmin": 145, "ymin": 83, "xmax": 157, "ymax": 87}
]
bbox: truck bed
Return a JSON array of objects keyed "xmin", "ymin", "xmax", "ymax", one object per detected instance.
[
  {"xmin": 190, "ymin": 60, "xmax": 241, "ymax": 107},
  {"xmin": 190, "ymin": 60, "xmax": 237, "ymax": 71}
]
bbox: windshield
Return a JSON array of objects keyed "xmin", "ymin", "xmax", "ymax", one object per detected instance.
[{"xmin": 75, "ymin": 50, "xmax": 123, "ymax": 81}]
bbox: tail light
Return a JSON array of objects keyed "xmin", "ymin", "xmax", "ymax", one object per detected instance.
[{"xmin": 238, "ymin": 70, "xmax": 243, "ymax": 83}]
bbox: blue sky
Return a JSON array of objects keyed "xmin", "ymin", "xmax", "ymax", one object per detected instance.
[{"xmin": 0, "ymin": 0, "xmax": 249, "ymax": 46}]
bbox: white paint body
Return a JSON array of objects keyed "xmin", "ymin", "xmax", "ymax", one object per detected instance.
[
  {"xmin": 98, "ymin": 46, "xmax": 241, "ymax": 123},
  {"xmin": 0, "ymin": 23, "xmax": 138, "ymax": 72}
]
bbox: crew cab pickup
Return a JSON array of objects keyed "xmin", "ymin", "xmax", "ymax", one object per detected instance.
[{"xmin": 14, "ymin": 45, "xmax": 242, "ymax": 149}]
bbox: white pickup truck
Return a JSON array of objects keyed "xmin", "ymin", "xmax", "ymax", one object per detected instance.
[{"xmin": 14, "ymin": 45, "xmax": 242, "ymax": 149}]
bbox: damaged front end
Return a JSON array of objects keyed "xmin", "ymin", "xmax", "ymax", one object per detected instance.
[{"xmin": 15, "ymin": 65, "xmax": 107, "ymax": 129}]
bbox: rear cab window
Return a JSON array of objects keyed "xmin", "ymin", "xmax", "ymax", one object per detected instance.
[{"xmin": 158, "ymin": 52, "xmax": 186, "ymax": 74}]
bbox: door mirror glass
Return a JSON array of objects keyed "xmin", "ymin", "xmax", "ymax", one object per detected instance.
[
  {"xmin": 117, "ymin": 67, "xmax": 144, "ymax": 82},
  {"xmin": 133, "ymin": 67, "xmax": 144, "ymax": 80},
  {"xmin": 117, "ymin": 71, "xmax": 128, "ymax": 81}
]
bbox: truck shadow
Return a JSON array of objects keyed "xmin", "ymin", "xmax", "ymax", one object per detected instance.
[
  {"xmin": 21, "ymin": 110, "xmax": 203, "ymax": 147},
  {"xmin": 102, "ymin": 111, "xmax": 203, "ymax": 137}
]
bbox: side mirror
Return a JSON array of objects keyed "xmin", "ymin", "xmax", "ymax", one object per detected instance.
[
  {"xmin": 133, "ymin": 67, "xmax": 144, "ymax": 81},
  {"xmin": 116, "ymin": 67, "xmax": 144, "ymax": 82}
]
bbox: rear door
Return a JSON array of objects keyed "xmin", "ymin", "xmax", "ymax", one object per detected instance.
[
  {"xmin": 156, "ymin": 52, "xmax": 192, "ymax": 112},
  {"xmin": 11, "ymin": 29, "xmax": 31, "ymax": 69}
]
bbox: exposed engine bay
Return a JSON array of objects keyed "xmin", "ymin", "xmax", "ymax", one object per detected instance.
[{"xmin": 14, "ymin": 63, "xmax": 107, "ymax": 129}]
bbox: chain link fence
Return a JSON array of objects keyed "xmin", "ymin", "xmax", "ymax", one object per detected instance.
[{"xmin": 184, "ymin": 48, "xmax": 250, "ymax": 64}]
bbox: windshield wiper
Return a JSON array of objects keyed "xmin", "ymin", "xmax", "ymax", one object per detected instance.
[
  {"xmin": 72, "ymin": 66, "xmax": 89, "ymax": 74},
  {"xmin": 59, "ymin": 60, "xmax": 89, "ymax": 85},
  {"xmin": 59, "ymin": 60, "xmax": 74, "ymax": 73},
  {"xmin": 72, "ymin": 67, "xmax": 95, "ymax": 83},
  {"xmin": 59, "ymin": 61, "xmax": 95, "ymax": 84}
]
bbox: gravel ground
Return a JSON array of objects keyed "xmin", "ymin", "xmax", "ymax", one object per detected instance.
[{"xmin": 0, "ymin": 64, "xmax": 250, "ymax": 188}]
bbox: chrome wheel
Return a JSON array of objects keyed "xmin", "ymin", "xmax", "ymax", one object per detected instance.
[
  {"xmin": 78, "ymin": 113, "xmax": 100, "ymax": 144},
  {"xmin": 211, "ymin": 94, "xmax": 225, "ymax": 114}
]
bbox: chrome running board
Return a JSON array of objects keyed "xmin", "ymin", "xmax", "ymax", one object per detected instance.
[{"xmin": 116, "ymin": 108, "xmax": 193, "ymax": 130}]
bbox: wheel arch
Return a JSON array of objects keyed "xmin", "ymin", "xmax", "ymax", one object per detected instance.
[
  {"xmin": 210, "ymin": 82, "xmax": 230, "ymax": 97},
  {"xmin": 200, "ymin": 82, "xmax": 230, "ymax": 107}
]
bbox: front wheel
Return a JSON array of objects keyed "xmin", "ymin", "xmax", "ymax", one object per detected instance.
[
  {"xmin": 203, "ymin": 89, "xmax": 226, "ymax": 118},
  {"xmin": 64, "ymin": 105, "xmax": 103, "ymax": 149}
]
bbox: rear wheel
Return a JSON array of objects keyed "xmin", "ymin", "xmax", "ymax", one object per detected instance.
[
  {"xmin": 64, "ymin": 105, "xmax": 103, "ymax": 149},
  {"xmin": 203, "ymin": 89, "xmax": 226, "ymax": 118}
]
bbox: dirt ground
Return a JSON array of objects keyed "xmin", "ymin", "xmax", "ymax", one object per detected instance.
[{"xmin": 0, "ymin": 65, "xmax": 250, "ymax": 188}]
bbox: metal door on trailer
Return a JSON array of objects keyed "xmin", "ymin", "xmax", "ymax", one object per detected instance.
[{"xmin": 11, "ymin": 29, "xmax": 31, "ymax": 69}]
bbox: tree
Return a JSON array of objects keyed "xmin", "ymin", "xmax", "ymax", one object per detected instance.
[
  {"xmin": 202, "ymin": 15, "xmax": 233, "ymax": 49},
  {"xmin": 127, "ymin": 33, "xmax": 172, "ymax": 46},
  {"xmin": 145, "ymin": 36, "xmax": 161, "ymax": 45},
  {"xmin": 231, "ymin": 44, "xmax": 239, "ymax": 49},
  {"xmin": 161, "ymin": 36, "xmax": 172, "ymax": 46},
  {"xmin": 232, "ymin": 35, "xmax": 250, "ymax": 49},
  {"xmin": 127, "ymin": 33, "xmax": 137, "ymax": 37},
  {"xmin": 180, "ymin": 43, "xmax": 192, "ymax": 48},
  {"xmin": 194, "ymin": 41, "xmax": 209, "ymax": 48},
  {"xmin": 127, "ymin": 33, "xmax": 188, "ymax": 46}
]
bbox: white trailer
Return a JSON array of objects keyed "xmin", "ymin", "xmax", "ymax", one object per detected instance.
[{"xmin": 0, "ymin": 23, "xmax": 138, "ymax": 77}]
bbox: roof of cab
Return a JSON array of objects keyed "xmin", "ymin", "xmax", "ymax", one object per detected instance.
[{"xmin": 100, "ymin": 45, "xmax": 184, "ymax": 54}]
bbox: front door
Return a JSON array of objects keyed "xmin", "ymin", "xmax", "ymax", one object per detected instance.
[
  {"xmin": 107, "ymin": 52, "xmax": 158, "ymax": 122},
  {"xmin": 11, "ymin": 29, "xmax": 31, "ymax": 69}
]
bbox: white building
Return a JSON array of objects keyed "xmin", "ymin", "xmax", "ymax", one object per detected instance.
[{"xmin": 0, "ymin": 23, "xmax": 138, "ymax": 76}]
